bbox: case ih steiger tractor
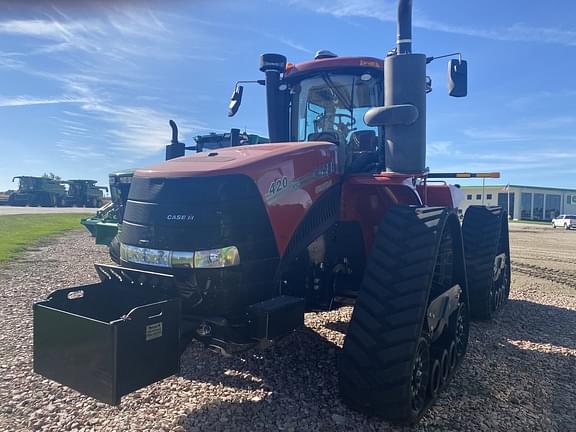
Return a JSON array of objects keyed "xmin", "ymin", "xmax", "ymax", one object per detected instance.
[{"xmin": 33, "ymin": 0, "xmax": 510, "ymax": 425}]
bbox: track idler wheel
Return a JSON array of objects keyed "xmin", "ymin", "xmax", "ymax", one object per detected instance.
[
  {"xmin": 338, "ymin": 206, "xmax": 470, "ymax": 425},
  {"xmin": 448, "ymin": 341, "xmax": 457, "ymax": 372},
  {"xmin": 429, "ymin": 359, "xmax": 442, "ymax": 398},
  {"xmin": 439, "ymin": 349, "xmax": 449, "ymax": 387},
  {"xmin": 453, "ymin": 303, "xmax": 469, "ymax": 358},
  {"xmin": 410, "ymin": 337, "xmax": 430, "ymax": 414}
]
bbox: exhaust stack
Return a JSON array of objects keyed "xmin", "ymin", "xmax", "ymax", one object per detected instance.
[
  {"xmin": 397, "ymin": 0, "xmax": 413, "ymax": 54},
  {"xmin": 260, "ymin": 53, "xmax": 289, "ymax": 143},
  {"xmin": 166, "ymin": 120, "xmax": 185, "ymax": 160}
]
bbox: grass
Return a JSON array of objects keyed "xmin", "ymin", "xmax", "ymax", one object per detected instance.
[{"xmin": 0, "ymin": 213, "xmax": 90, "ymax": 263}]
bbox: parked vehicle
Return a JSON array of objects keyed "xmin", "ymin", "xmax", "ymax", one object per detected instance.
[
  {"xmin": 80, "ymin": 170, "xmax": 134, "ymax": 245},
  {"xmin": 33, "ymin": 1, "xmax": 510, "ymax": 425},
  {"xmin": 8, "ymin": 176, "xmax": 67, "ymax": 207},
  {"xmin": 63, "ymin": 180, "xmax": 108, "ymax": 208},
  {"xmin": 552, "ymin": 215, "xmax": 576, "ymax": 230}
]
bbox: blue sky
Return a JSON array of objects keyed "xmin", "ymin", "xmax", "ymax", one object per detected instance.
[{"xmin": 1, "ymin": 0, "xmax": 576, "ymax": 191}]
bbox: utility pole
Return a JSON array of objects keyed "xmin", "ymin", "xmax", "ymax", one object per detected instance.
[
  {"xmin": 507, "ymin": 185, "xmax": 510, "ymax": 219},
  {"xmin": 481, "ymin": 178, "xmax": 485, "ymax": 205}
]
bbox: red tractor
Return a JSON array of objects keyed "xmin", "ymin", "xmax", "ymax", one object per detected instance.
[{"xmin": 33, "ymin": 0, "xmax": 510, "ymax": 424}]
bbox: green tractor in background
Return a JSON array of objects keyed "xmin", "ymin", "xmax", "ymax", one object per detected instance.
[
  {"xmin": 8, "ymin": 176, "xmax": 67, "ymax": 207},
  {"xmin": 194, "ymin": 129, "xmax": 269, "ymax": 151},
  {"xmin": 81, "ymin": 122, "xmax": 268, "ymax": 245},
  {"xmin": 63, "ymin": 180, "xmax": 108, "ymax": 208},
  {"xmin": 81, "ymin": 170, "xmax": 134, "ymax": 245}
]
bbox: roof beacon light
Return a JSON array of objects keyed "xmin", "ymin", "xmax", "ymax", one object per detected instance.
[{"xmin": 314, "ymin": 50, "xmax": 338, "ymax": 60}]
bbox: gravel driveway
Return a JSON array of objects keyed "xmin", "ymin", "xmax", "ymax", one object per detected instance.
[{"xmin": 0, "ymin": 226, "xmax": 574, "ymax": 431}]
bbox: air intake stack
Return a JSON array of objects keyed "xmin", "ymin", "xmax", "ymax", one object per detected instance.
[{"xmin": 383, "ymin": 0, "xmax": 427, "ymax": 173}]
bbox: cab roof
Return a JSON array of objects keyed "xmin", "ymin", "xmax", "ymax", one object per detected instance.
[{"xmin": 285, "ymin": 56, "xmax": 384, "ymax": 80}]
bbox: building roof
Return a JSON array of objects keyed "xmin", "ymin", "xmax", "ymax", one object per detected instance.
[{"xmin": 460, "ymin": 184, "xmax": 576, "ymax": 193}]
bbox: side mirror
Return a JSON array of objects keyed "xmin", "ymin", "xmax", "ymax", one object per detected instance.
[
  {"xmin": 228, "ymin": 85, "xmax": 244, "ymax": 117},
  {"xmin": 448, "ymin": 59, "xmax": 467, "ymax": 97},
  {"xmin": 364, "ymin": 104, "xmax": 419, "ymax": 127}
]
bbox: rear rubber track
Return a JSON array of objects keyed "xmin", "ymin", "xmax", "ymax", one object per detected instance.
[{"xmin": 462, "ymin": 206, "xmax": 510, "ymax": 320}]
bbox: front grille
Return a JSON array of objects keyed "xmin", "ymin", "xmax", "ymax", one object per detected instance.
[{"xmin": 120, "ymin": 175, "xmax": 278, "ymax": 262}]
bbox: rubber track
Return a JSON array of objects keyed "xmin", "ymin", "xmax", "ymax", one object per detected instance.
[
  {"xmin": 462, "ymin": 206, "xmax": 505, "ymax": 320},
  {"xmin": 338, "ymin": 206, "xmax": 449, "ymax": 423}
]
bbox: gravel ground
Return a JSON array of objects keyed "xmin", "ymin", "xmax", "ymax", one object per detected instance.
[{"xmin": 0, "ymin": 225, "xmax": 574, "ymax": 432}]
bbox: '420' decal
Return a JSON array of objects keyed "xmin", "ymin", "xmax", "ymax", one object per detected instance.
[
  {"xmin": 268, "ymin": 176, "xmax": 289, "ymax": 196},
  {"xmin": 265, "ymin": 161, "xmax": 336, "ymax": 203}
]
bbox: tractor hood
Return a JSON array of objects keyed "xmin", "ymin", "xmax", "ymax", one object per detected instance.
[
  {"xmin": 136, "ymin": 142, "xmax": 336, "ymax": 179},
  {"xmin": 124, "ymin": 141, "xmax": 339, "ymax": 257}
]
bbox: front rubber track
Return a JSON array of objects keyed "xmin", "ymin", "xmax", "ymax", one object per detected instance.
[
  {"xmin": 462, "ymin": 206, "xmax": 510, "ymax": 320},
  {"xmin": 338, "ymin": 206, "xmax": 468, "ymax": 424}
]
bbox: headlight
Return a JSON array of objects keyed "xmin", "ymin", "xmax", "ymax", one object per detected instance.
[
  {"xmin": 170, "ymin": 251, "xmax": 195, "ymax": 268},
  {"xmin": 120, "ymin": 244, "xmax": 240, "ymax": 269},
  {"xmin": 194, "ymin": 246, "xmax": 240, "ymax": 268},
  {"xmin": 120, "ymin": 244, "xmax": 171, "ymax": 267}
]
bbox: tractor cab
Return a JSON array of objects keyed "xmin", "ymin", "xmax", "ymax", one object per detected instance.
[
  {"xmin": 231, "ymin": 53, "xmax": 385, "ymax": 174},
  {"xmin": 285, "ymin": 55, "xmax": 384, "ymax": 173},
  {"xmin": 13, "ymin": 176, "xmax": 41, "ymax": 191}
]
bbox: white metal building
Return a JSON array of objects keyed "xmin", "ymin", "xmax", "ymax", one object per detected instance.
[{"xmin": 458, "ymin": 185, "xmax": 576, "ymax": 221}]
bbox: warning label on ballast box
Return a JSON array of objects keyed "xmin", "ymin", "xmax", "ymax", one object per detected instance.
[{"xmin": 146, "ymin": 322, "xmax": 163, "ymax": 341}]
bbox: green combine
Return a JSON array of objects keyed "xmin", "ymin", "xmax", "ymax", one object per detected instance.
[
  {"xmin": 64, "ymin": 180, "xmax": 108, "ymax": 208},
  {"xmin": 9, "ymin": 176, "xmax": 67, "ymax": 207}
]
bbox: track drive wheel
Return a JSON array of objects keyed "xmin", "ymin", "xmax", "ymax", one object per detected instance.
[
  {"xmin": 462, "ymin": 206, "xmax": 510, "ymax": 320},
  {"xmin": 338, "ymin": 206, "xmax": 469, "ymax": 424}
]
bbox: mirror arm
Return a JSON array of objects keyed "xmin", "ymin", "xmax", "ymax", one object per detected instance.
[
  {"xmin": 234, "ymin": 79, "xmax": 265, "ymax": 87},
  {"xmin": 426, "ymin": 52, "xmax": 462, "ymax": 64},
  {"xmin": 228, "ymin": 80, "xmax": 265, "ymax": 117}
]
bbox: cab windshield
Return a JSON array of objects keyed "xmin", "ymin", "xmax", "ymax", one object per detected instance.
[
  {"xmin": 289, "ymin": 72, "xmax": 382, "ymax": 171},
  {"xmin": 69, "ymin": 183, "xmax": 83, "ymax": 195},
  {"xmin": 19, "ymin": 178, "xmax": 38, "ymax": 191}
]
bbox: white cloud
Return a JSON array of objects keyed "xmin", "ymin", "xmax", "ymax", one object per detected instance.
[
  {"xmin": 84, "ymin": 102, "xmax": 209, "ymax": 154},
  {"xmin": 462, "ymin": 114, "xmax": 576, "ymax": 143},
  {"xmin": 287, "ymin": 0, "xmax": 576, "ymax": 47},
  {"xmin": 51, "ymin": 76, "xmax": 207, "ymax": 154},
  {"xmin": 462, "ymin": 128, "xmax": 529, "ymax": 142},
  {"xmin": 0, "ymin": 9, "xmax": 218, "ymax": 157},
  {"xmin": 0, "ymin": 95, "xmax": 87, "ymax": 107},
  {"xmin": 428, "ymin": 140, "xmax": 453, "ymax": 155},
  {"xmin": 277, "ymin": 37, "xmax": 314, "ymax": 54},
  {"xmin": 55, "ymin": 145, "xmax": 106, "ymax": 160},
  {"xmin": 0, "ymin": 19, "xmax": 89, "ymax": 40}
]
